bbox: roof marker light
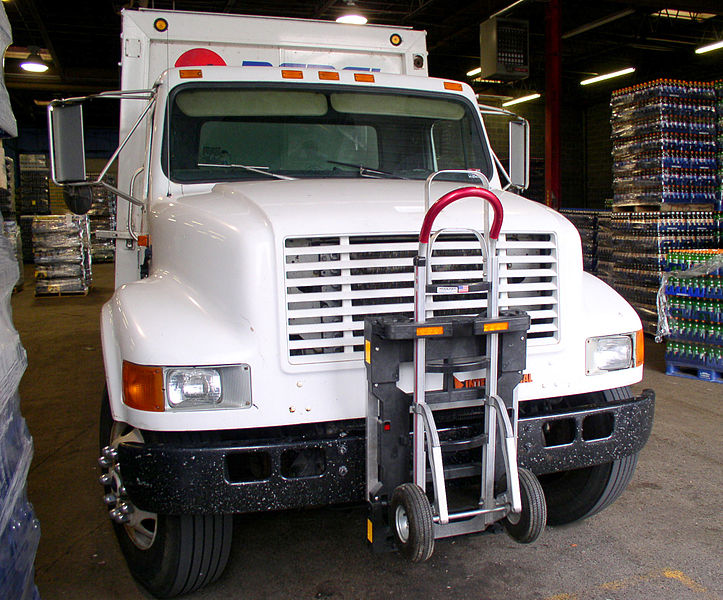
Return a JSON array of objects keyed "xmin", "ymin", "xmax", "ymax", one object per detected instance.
[
  {"xmin": 444, "ymin": 81, "xmax": 464, "ymax": 91},
  {"xmin": 354, "ymin": 73, "xmax": 375, "ymax": 82},
  {"xmin": 319, "ymin": 71, "xmax": 340, "ymax": 80},
  {"xmin": 179, "ymin": 69, "xmax": 203, "ymax": 79},
  {"xmin": 282, "ymin": 70, "xmax": 304, "ymax": 79}
]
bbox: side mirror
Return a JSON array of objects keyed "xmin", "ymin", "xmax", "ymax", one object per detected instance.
[
  {"xmin": 508, "ymin": 119, "xmax": 529, "ymax": 190},
  {"xmin": 48, "ymin": 103, "xmax": 87, "ymax": 186}
]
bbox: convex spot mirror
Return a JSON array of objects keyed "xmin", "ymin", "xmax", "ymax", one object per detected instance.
[
  {"xmin": 48, "ymin": 103, "xmax": 89, "ymax": 213},
  {"xmin": 63, "ymin": 186, "xmax": 93, "ymax": 215}
]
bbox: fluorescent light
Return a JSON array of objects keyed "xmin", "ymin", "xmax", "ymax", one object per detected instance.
[
  {"xmin": 652, "ymin": 9, "xmax": 715, "ymax": 21},
  {"xmin": 580, "ymin": 67, "xmax": 635, "ymax": 86},
  {"xmin": 695, "ymin": 40, "xmax": 723, "ymax": 54},
  {"xmin": 466, "ymin": 67, "xmax": 482, "ymax": 77},
  {"xmin": 336, "ymin": 14, "xmax": 367, "ymax": 24},
  {"xmin": 502, "ymin": 93, "xmax": 540, "ymax": 107}
]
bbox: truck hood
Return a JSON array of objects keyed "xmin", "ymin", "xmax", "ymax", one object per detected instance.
[{"xmin": 178, "ymin": 179, "xmax": 565, "ymax": 237}]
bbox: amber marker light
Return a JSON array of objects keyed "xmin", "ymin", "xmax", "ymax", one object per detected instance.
[
  {"xmin": 122, "ymin": 361, "xmax": 165, "ymax": 412},
  {"xmin": 318, "ymin": 71, "xmax": 340, "ymax": 80},
  {"xmin": 282, "ymin": 70, "xmax": 304, "ymax": 79},
  {"xmin": 444, "ymin": 81, "xmax": 464, "ymax": 91},
  {"xmin": 179, "ymin": 69, "xmax": 202, "ymax": 79},
  {"xmin": 354, "ymin": 73, "xmax": 375, "ymax": 82},
  {"xmin": 635, "ymin": 329, "xmax": 645, "ymax": 367}
]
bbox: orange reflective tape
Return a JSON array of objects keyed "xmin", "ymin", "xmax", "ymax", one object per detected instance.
[
  {"xmin": 417, "ymin": 326, "xmax": 444, "ymax": 336},
  {"xmin": 484, "ymin": 322, "xmax": 509, "ymax": 332}
]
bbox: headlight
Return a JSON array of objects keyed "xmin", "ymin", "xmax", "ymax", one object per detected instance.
[
  {"xmin": 167, "ymin": 368, "xmax": 222, "ymax": 407},
  {"xmin": 585, "ymin": 332, "xmax": 642, "ymax": 375},
  {"xmin": 164, "ymin": 365, "xmax": 252, "ymax": 410}
]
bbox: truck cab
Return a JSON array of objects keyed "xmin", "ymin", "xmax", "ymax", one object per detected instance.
[{"xmin": 49, "ymin": 9, "xmax": 653, "ymax": 598}]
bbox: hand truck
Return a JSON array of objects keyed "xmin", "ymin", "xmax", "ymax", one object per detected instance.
[{"xmin": 365, "ymin": 175, "xmax": 546, "ymax": 561}]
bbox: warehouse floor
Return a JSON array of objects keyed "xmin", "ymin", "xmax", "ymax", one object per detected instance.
[{"xmin": 11, "ymin": 263, "xmax": 723, "ymax": 600}]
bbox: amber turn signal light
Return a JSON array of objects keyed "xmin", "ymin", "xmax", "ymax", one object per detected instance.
[{"xmin": 122, "ymin": 361, "xmax": 164, "ymax": 412}]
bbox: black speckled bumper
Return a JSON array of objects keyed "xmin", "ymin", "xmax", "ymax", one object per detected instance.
[
  {"xmin": 117, "ymin": 389, "xmax": 654, "ymax": 515},
  {"xmin": 117, "ymin": 433, "xmax": 366, "ymax": 514},
  {"xmin": 518, "ymin": 389, "xmax": 655, "ymax": 475}
]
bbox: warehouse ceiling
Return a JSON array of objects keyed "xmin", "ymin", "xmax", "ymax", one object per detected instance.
[{"xmin": 3, "ymin": 0, "xmax": 723, "ymax": 127}]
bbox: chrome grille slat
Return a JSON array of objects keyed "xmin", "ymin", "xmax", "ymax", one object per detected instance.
[{"xmin": 284, "ymin": 233, "xmax": 559, "ymax": 363}]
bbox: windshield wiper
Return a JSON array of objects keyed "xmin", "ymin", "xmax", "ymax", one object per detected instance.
[
  {"xmin": 198, "ymin": 163, "xmax": 295, "ymax": 180},
  {"xmin": 327, "ymin": 160, "xmax": 408, "ymax": 180}
]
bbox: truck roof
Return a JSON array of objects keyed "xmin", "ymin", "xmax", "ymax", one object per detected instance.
[{"xmin": 121, "ymin": 8, "xmax": 429, "ymax": 93}]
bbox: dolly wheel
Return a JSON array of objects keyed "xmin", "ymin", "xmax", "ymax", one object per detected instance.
[
  {"xmin": 504, "ymin": 468, "xmax": 547, "ymax": 544},
  {"xmin": 390, "ymin": 483, "xmax": 435, "ymax": 562}
]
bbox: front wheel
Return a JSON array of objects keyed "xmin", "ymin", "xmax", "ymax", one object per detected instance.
[
  {"xmin": 99, "ymin": 388, "xmax": 233, "ymax": 598},
  {"xmin": 503, "ymin": 468, "xmax": 547, "ymax": 543},
  {"xmin": 390, "ymin": 483, "xmax": 435, "ymax": 562}
]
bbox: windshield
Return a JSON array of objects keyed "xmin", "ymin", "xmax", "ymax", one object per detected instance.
[{"xmin": 164, "ymin": 84, "xmax": 492, "ymax": 183}]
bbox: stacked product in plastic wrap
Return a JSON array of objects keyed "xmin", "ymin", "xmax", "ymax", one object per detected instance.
[
  {"xmin": 597, "ymin": 211, "xmax": 720, "ymax": 333},
  {"xmin": 717, "ymin": 81, "xmax": 723, "ymax": 206},
  {"xmin": 658, "ymin": 250, "xmax": 723, "ymax": 382},
  {"xmin": 2, "ymin": 220, "xmax": 23, "ymax": 291},
  {"xmin": 560, "ymin": 209, "xmax": 605, "ymax": 274},
  {"xmin": 18, "ymin": 154, "xmax": 49, "ymax": 216},
  {"xmin": 0, "ymin": 224, "xmax": 40, "ymax": 599},
  {"xmin": 32, "ymin": 214, "xmax": 92, "ymax": 296},
  {"xmin": 0, "ymin": 155, "xmax": 14, "ymax": 220},
  {"xmin": 611, "ymin": 80, "xmax": 718, "ymax": 210},
  {"xmin": 87, "ymin": 179, "xmax": 116, "ymax": 263}
]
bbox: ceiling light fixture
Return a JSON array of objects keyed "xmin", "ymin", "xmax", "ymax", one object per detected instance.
[
  {"xmin": 466, "ymin": 67, "xmax": 482, "ymax": 77},
  {"xmin": 695, "ymin": 39, "xmax": 723, "ymax": 54},
  {"xmin": 502, "ymin": 93, "xmax": 541, "ymax": 107},
  {"xmin": 580, "ymin": 67, "xmax": 635, "ymax": 86},
  {"xmin": 20, "ymin": 47, "xmax": 48, "ymax": 73},
  {"xmin": 336, "ymin": 14, "xmax": 368, "ymax": 24}
]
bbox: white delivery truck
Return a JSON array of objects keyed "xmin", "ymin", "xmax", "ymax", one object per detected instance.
[{"xmin": 48, "ymin": 8, "xmax": 654, "ymax": 598}]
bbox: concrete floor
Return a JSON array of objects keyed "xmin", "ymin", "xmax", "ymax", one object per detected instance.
[{"xmin": 11, "ymin": 263, "xmax": 723, "ymax": 600}]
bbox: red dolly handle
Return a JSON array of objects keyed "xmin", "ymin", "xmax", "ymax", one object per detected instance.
[{"xmin": 419, "ymin": 187, "xmax": 504, "ymax": 243}]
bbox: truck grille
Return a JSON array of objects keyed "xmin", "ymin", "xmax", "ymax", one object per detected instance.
[{"xmin": 284, "ymin": 233, "xmax": 558, "ymax": 364}]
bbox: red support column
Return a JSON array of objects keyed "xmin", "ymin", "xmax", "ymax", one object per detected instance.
[{"xmin": 545, "ymin": 0, "xmax": 561, "ymax": 210}]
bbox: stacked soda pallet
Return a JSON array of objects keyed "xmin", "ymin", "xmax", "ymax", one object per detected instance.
[
  {"xmin": 717, "ymin": 81, "xmax": 723, "ymax": 207},
  {"xmin": 663, "ymin": 249, "xmax": 723, "ymax": 382},
  {"xmin": 598, "ymin": 211, "xmax": 720, "ymax": 333},
  {"xmin": 560, "ymin": 209, "xmax": 605, "ymax": 274},
  {"xmin": 611, "ymin": 80, "xmax": 718, "ymax": 211},
  {"xmin": 87, "ymin": 176, "xmax": 116, "ymax": 263},
  {"xmin": 0, "ymin": 156, "xmax": 15, "ymax": 220},
  {"xmin": 0, "ymin": 232, "xmax": 40, "ymax": 599},
  {"xmin": 18, "ymin": 154, "xmax": 50, "ymax": 216},
  {"xmin": 32, "ymin": 215, "xmax": 92, "ymax": 296}
]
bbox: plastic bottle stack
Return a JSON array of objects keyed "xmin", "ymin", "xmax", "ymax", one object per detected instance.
[
  {"xmin": 559, "ymin": 209, "xmax": 604, "ymax": 274},
  {"xmin": 598, "ymin": 211, "xmax": 720, "ymax": 333},
  {"xmin": 716, "ymin": 81, "xmax": 723, "ymax": 210},
  {"xmin": 0, "ymin": 226, "xmax": 40, "ymax": 599},
  {"xmin": 17, "ymin": 155, "xmax": 50, "ymax": 216},
  {"xmin": 664, "ymin": 249, "xmax": 723, "ymax": 382},
  {"xmin": 611, "ymin": 80, "xmax": 718, "ymax": 210},
  {"xmin": 32, "ymin": 214, "xmax": 92, "ymax": 296},
  {"xmin": 87, "ymin": 175, "xmax": 116, "ymax": 263}
]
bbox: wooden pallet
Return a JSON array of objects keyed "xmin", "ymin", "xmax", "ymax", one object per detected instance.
[{"xmin": 612, "ymin": 202, "xmax": 716, "ymax": 213}]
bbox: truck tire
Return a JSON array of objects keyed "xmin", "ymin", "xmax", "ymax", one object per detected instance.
[
  {"xmin": 540, "ymin": 386, "xmax": 639, "ymax": 526},
  {"xmin": 99, "ymin": 388, "xmax": 233, "ymax": 598},
  {"xmin": 540, "ymin": 453, "xmax": 639, "ymax": 525}
]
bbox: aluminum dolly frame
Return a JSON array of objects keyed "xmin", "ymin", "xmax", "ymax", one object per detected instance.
[{"xmin": 365, "ymin": 182, "xmax": 546, "ymax": 561}]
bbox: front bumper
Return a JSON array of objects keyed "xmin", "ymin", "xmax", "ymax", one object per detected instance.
[{"xmin": 117, "ymin": 389, "xmax": 655, "ymax": 514}]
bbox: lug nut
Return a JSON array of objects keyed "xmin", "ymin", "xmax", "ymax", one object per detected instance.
[
  {"xmin": 117, "ymin": 502, "xmax": 134, "ymax": 515},
  {"xmin": 99, "ymin": 473, "xmax": 113, "ymax": 486},
  {"xmin": 109, "ymin": 508, "xmax": 130, "ymax": 524},
  {"xmin": 103, "ymin": 493, "xmax": 117, "ymax": 506},
  {"xmin": 102, "ymin": 446, "xmax": 118, "ymax": 461},
  {"xmin": 98, "ymin": 456, "xmax": 112, "ymax": 468}
]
